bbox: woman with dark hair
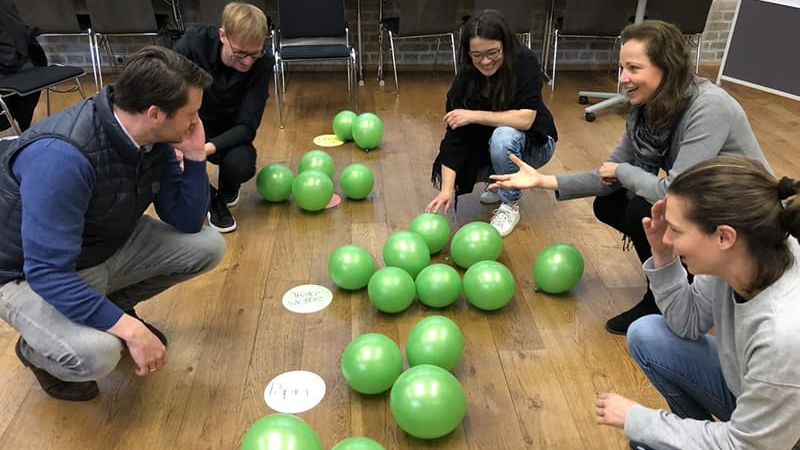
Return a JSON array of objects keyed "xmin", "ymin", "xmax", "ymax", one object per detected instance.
[
  {"xmin": 425, "ymin": 9, "xmax": 557, "ymax": 238},
  {"xmin": 595, "ymin": 155, "xmax": 800, "ymax": 450},
  {"xmin": 489, "ymin": 20, "xmax": 767, "ymax": 334}
]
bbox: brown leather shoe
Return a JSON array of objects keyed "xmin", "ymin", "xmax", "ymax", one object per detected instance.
[{"xmin": 15, "ymin": 338, "xmax": 99, "ymax": 401}]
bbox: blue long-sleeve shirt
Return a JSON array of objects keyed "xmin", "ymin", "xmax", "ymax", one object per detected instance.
[{"xmin": 12, "ymin": 137, "xmax": 209, "ymax": 330}]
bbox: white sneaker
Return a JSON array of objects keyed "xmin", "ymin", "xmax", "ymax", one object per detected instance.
[
  {"xmin": 480, "ymin": 186, "xmax": 501, "ymax": 204},
  {"xmin": 490, "ymin": 203, "xmax": 520, "ymax": 237}
]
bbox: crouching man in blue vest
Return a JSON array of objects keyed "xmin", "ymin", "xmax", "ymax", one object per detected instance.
[{"xmin": 0, "ymin": 46, "xmax": 227, "ymax": 401}]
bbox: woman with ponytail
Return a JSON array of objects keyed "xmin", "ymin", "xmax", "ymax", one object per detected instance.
[{"xmin": 595, "ymin": 155, "xmax": 800, "ymax": 449}]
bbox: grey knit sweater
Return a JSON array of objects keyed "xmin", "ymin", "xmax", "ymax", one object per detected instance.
[
  {"xmin": 626, "ymin": 239, "xmax": 800, "ymax": 449},
  {"xmin": 555, "ymin": 80, "xmax": 767, "ymax": 203}
]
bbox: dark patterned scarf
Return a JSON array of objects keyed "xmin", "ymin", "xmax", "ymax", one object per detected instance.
[{"xmin": 628, "ymin": 106, "xmax": 674, "ymax": 175}]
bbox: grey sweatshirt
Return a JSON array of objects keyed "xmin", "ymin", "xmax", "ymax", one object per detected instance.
[
  {"xmin": 556, "ymin": 80, "xmax": 767, "ymax": 203},
  {"xmin": 626, "ymin": 239, "xmax": 800, "ymax": 449}
]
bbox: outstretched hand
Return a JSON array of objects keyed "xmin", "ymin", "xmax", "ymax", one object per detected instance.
[
  {"xmin": 488, "ymin": 154, "xmax": 541, "ymax": 190},
  {"xmin": 425, "ymin": 189, "xmax": 455, "ymax": 215}
]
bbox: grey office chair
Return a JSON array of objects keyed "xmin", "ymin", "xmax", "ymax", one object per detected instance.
[
  {"xmin": 644, "ymin": 0, "xmax": 714, "ymax": 73},
  {"xmin": 377, "ymin": 0, "xmax": 460, "ymax": 96},
  {"xmin": 13, "ymin": 0, "xmax": 100, "ymax": 92},
  {"xmin": 274, "ymin": 0, "xmax": 357, "ymax": 128},
  {"xmin": 473, "ymin": 0, "xmax": 537, "ymax": 48}
]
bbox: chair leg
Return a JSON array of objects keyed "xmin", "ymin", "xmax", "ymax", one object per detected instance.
[
  {"xmin": 87, "ymin": 30, "xmax": 100, "ymax": 93},
  {"xmin": 274, "ymin": 60, "xmax": 285, "ymax": 129},
  {"xmin": 695, "ymin": 33, "xmax": 702, "ymax": 74},
  {"xmin": 0, "ymin": 97, "xmax": 21, "ymax": 135},
  {"xmin": 102, "ymin": 35, "xmax": 116, "ymax": 72},
  {"xmin": 388, "ymin": 31, "xmax": 399, "ymax": 96},
  {"xmin": 434, "ymin": 36, "xmax": 441, "ymax": 73},
  {"xmin": 76, "ymin": 77, "xmax": 87, "ymax": 99},
  {"xmin": 94, "ymin": 33, "xmax": 104, "ymax": 90},
  {"xmin": 377, "ymin": 25, "xmax": 385, "ymax": 84},
  {"xmin": 450, "ymin": 33, "xmax": 457, "ymax": 76},
  {"xmin": 351, "ymin": 50, "xmax": 359, "ymax": 110},
  {"xmin": 551, "ymin": 30, "xmax": 559, "ymax": 91}
]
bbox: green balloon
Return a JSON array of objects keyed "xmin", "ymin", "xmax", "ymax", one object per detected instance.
[
  {"xmin": 298, "ymin": 150, "xmax": 335, "ymax": 179},
  {"xmin": 462, "ymin": 260, "xmax": 515, "ymax": 311},
  {"xmin": 341, "ymin": 333, "xmax": 403, "ymax": 394},
  {"xmin": 409, "ymin": 213, "xmax": 451, "ymax": 254},
  {"xmin": 256, "ymin": 164, "xmax": 294, "ymax": 202},
  {"xmin": 382, "ymin": 231, "xmax": 431, "ymax": 278},
  {"xmin": 241, "ymin": 413, "xmax": 322, "ymax": 450},
  {"xmin": 449, "ymin": 221, "xmax": 503, "ymax": 269},
  {"xmin": 389, "ymin": 365, "xmax": 467, "ymax": 439},
  {"xmin": 406, "ymin": 316, "xmax": 464, "ymax": 371},
  {"xmin": 329, "ymin": 245, "xmax": 376, "ymax": 290},
  {"xmin": 339, "ymin": 163, "xmax": 374, "ymax": 200},
  {"xmin": 533, "ymin": 244, "xmax": 585, "ymax": 294},
  {"xmin": 291, "ymin": 170, "xmax": 334, "ymax": 211},
  {"xmin": 331, "ymin": 437, "xmax": 385, "ymax": 450},
  {"xmin": 352, "ymin": 113, "xmax": 384, "ymax": 150},
  {"xmin": 415, "ymin": 264, "xmax": 461, "ymax": 308},
  {"xmin": 368, "ymin": 267, "xmax": 416, "ymax": 313},
  {"xmin": 332, "ymin": 110, "xmax": 358, "ymax": 141}
]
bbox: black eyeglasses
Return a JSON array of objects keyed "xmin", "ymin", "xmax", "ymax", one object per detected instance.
[
  {"xmin": 231, "ymin": 46, "xmax": 266, "ymax": 60},
  {"xmin": 469, "ymin": 47, "xmax": 503, "ymax": 61},
  {"xmin": 225, "ymin": 35, "xmax": 266, "ymax": 60}
]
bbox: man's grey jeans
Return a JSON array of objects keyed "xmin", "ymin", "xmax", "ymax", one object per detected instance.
[{"xmin": 0, "ymin": 216, "xmax": 226, "ymax": 381}]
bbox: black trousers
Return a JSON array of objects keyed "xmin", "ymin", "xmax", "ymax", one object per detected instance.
[
  {"xmin": 593, "ymin": 189, "xmax": 655, "ymax": 302},
  {"xmin": 205, "ymin": 124, "xmax": 257, "ymax": 195},
  {"xmin": 0, "ymin": 91, "xmax": 41, "ymax": 132}
]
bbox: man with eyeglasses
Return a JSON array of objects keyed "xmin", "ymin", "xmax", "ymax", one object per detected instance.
[{"xmin": 174, "ymin": 2, "xmax": 272, "ymax": 233}]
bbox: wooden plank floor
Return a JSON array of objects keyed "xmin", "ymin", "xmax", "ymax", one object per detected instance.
[{"xmin": 1, "ymin": 68, "xmax": 798, "ymax": 449}]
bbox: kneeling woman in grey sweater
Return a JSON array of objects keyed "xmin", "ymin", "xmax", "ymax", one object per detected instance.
[
  {"xmin": 489, "ymin": 20, "xmax": 767, "ymax": 335},
  {"xmin": 596, "ymin": 155, "xmax": 800, "ymax": 450}
]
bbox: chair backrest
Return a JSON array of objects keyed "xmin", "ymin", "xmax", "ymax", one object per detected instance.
[
  {"xmin": 13, "ymin": 0, "xmax": 84, "ymax": 34},
  {"xmin": 644, "ymin": 0, "xmax": 713, "ymax": 35},
  {"xmin": 473, "ymin": 0, "xmax": 538, "ymax": 34},
  {"xmin": 197, "ymin": 0, "xmax": 268, "ymax": 25},
  {"xmin": 85, "ymin": 0, "xmax": 159, "ymax": 34},
  {"xmin": 397, "ymin": 0, "xmax": 458, "ymax": 37},
  {"xmin": 278, "ymin": 0, "xmax": 346, "ymax": 39},
  {"xmin": 558, "ymin": 0, "xmax": 636, "ymax": 36}
]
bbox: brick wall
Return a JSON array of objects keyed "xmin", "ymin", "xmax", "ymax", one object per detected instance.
[{"xmin": 36, "ymin": 0, "xmax": 737, "ymax": 71}]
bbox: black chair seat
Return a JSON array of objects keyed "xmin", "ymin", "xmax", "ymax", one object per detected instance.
[
  {"xmin": 0, "ymin": 65, "xmax": 85, "ymax": 96},
  {"xmin": 280, "ymin": 44, "xmax": 351, "ymax": 60}
]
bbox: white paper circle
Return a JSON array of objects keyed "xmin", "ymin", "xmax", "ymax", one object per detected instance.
[
  {"xmin": 281, "ymin": 285, "xmax": 333, "ymax": 313},
  {"xmin": 264, "ymin": 370, "xmax": 327, "ymax": 413}
]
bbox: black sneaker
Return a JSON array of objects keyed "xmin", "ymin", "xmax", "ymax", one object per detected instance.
[
  {"xmin": 208, "ymin": 194, "xmax": 237, "ymax": 233},
  {"xmin": 605, "ymin": 292, "xmax": 661, "ymax": 335},
  {"xmin": 221, "ymin": 187, "xmax": 240, "ymax": 208},
  {"xmin": 15, "ymin": 337, "xmax": 100, "ymax": 401},
  {"xmin": 125, "ymin": 309, "xmax": 168, "ymax": 346}
]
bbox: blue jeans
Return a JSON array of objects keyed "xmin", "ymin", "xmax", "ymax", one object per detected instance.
[
  {"xmin": 488, "ymin": 126, "xmax": 556, "ymax": 204},
  {"xmin": 0, "ymin": 216, "xmax": 226, "ymax": 382},
  {"xmin": 626, "ymin": 315, "xmax": 737, "ymax": 450}
]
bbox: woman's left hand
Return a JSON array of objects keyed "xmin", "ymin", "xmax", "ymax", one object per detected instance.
[
  {"xmin": 443, "ymin": 109, "xmax": 475, "ymax": 129},
  {"xmin": 599, "ymin": 162, "xmax": 619, "ymax": 185},
  {"xmin": 595, "ymin": 392, "xmax": 638, "ymax": 429}
]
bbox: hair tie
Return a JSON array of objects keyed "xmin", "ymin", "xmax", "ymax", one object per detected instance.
[{"xmin": 778, "ymin": 176, "xmax": 797, "ymax": 200}]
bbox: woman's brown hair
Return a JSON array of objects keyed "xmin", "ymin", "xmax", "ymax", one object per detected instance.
[
  {"xmin": 668, "ymin": 156, "xmax": 800, "ymax": 295},
  {"xmin": 621, "ymin": 20, "xmax": 693, "ymax": 129}
]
